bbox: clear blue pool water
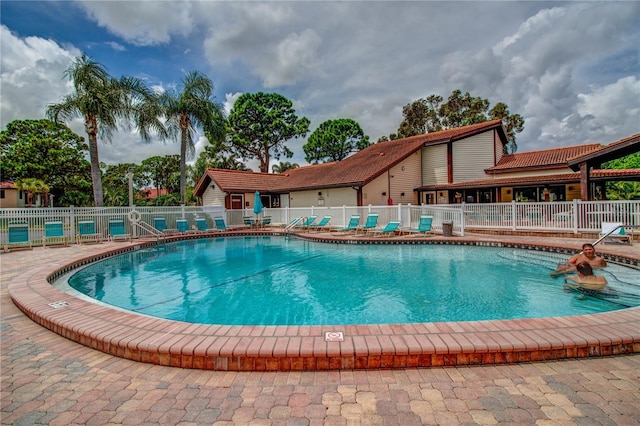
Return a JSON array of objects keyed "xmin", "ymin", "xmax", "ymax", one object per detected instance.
[{"xmin": 64, "ymin": 236, "xmax": 640, "ymax": 325}]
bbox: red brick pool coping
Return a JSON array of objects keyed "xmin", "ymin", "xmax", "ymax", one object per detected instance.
[{"xmin": 8, "ymin": 230, "xmax": 640, "ymax": 371}]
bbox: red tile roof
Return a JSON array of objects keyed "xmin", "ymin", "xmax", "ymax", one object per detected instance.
[
  {"xmin": 194, "ymin": 169, "xmax": 289, "ymax": 195},
  {"xmin": 567, "ymin": 133, "xmax": 640, "ymax": 169},
  {"xmin": 195, "ymin": 120, "xmax": 507, "ymax": 195},
  {"xmin": 140, "ymin": 188, "xmax": 168, "ymax": 199},
  {"xmin": 0, "ymin": 181, "xmax": 16, "ymax": 189},
  {"xmin": 284, "ymin": 120, "xmax": 506, "ymax": 190},
  {"xmin": 486, "ymin": 144, "xmax": 602, "ymax": 173}
]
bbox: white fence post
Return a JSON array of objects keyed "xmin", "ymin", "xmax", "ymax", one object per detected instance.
[
  {"xmin": 573, "ymin": 199, "xmax": 579, "ymax": 234},
  {"xmin": 70, "ymin": 205, "xmax": 76, "ymax": 244}
]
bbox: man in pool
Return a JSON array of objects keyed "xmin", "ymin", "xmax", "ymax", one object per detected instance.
[
  {"xmin": 565, "ymin": 262, "xmax": 608, "ymax": 290},
  {"xmin": 550, "ymin": 243, "xmax": 606, "ymax": 277}
]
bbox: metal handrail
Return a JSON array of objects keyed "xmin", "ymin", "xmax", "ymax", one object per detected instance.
[
  {"xmin": 131, "ymin": 221, "xmax": 166, "ymax": 244},
  {"xmin": 284, "ymin": 217, "xmax": 302, "ymax": 232}
]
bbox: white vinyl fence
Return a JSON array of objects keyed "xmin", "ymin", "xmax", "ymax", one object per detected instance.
[{"xmin": 1, "ymin": 200, "xmax": 639, "ymax": 245}]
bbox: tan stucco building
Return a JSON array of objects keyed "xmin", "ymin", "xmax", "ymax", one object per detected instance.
[{"xmin": 194, "ymin": 121, "xmax": 640, "ymax": 209}]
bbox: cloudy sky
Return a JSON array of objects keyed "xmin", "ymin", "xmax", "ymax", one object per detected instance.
[{"xmin": 1, "ymin": 1, "xmax": 639, "ymax": 171}]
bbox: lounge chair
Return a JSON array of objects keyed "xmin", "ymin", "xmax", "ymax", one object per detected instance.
[
  {"xmin": 300, "ymin": 216, "xmax": 318, "ymax": 228},
  {"xmin": 356, "ymin": 213, "xmax": 379, "ymax": 234},
  {"xmin": 77, "ymin": 220, "xmax": 102, "ymax": 244},
  {"xmin": 308, "ymin": 215, "xmax": 332, "ymax": 231},
  {"xmin": 333, "ymin": 214, "xmax": 360, "ymax": 232},
  {"xmin": 109, "ymin": 218, "xmax": 131, "ymax": 242},
  {"xmin": 259, "ymin": 216, "xmax": 272, "ymax": 228},
  {"xmin": 214, "ymin": 217, "xmax": 229, "ymax": 231},
  {"xmin": 600, "ymin": 222, "xmax": 631, "ymax": 245},
  {"xmin": 243, "ymin": 216, "xmax": 256, "ymax": 227},
  {"xmin": 43, "ymin": 220, "xmax": 69, "ymax": 247},
  {"xmin": 370, "ymin": 221, "xmax": 401, "ymax": 237},
  {"xmin": 176, "ymin": 218, "xmax": 193, "ymax": 233},
  {"xmin": 4, "ymin": 222, "xmax": 32, "ymax": 252},
  {"xmin": 405, "ymin": 215, "xmax": 433, "ymax": 237},
  {"xmin": 195, "ymin": 217, "xmax": 215, "ymax": 233},
  {"xmin": 153, "ymin": 217, "xmax": 178, "ymax": 235}
]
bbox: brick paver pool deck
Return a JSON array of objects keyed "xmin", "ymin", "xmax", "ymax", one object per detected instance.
[{"xmin": 2, "ymin": 232, "xmax": 639, "ymax": 424}]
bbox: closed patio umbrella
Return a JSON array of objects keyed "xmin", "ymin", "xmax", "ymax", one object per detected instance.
[{"xmin": 254, "ymin": 191, "xmax": 264, "ymax": 222}]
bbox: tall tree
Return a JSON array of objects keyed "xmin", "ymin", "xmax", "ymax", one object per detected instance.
[
  {"xmin": 227, "ymin": 92, "xmax": 310, "ymax": 172},
  {"xmin": 439, "ymin": 90, "xmax": 489, "ymax": 129},
  {"xmin": 193, "ymin": 145, "xmax": 250, "ymax": 178},
  {"xmin": 140, "ymin": 155, "xmax": 181, "ymax": 195},
  {"xmin": 46, "ymin": 53, "xmax": 162, "ymax": 207},
  {"xmin": 101, "ymin": 163, "xmax": 137, "ymax": 206},
  {"xmin": 0, "ymin": 119, "xmax": 93, "ymax": 206},
  {"xmin": 387, "ymin": 90, "xmax": 524, "ymax": 150},
  {"xmin": 160, "ymin": 71, "xmax": 225, "ymax": 205},
  {"xmin": 303, "ymin": 118, "xmax": 370, "ymax": 164},
  {"xmin": 603, "ymin": 153, "xmax": 640, "ymax": 200},
  {"xmin": 488, "ymin": 102, "xmax": 524, "ymax": 153}
]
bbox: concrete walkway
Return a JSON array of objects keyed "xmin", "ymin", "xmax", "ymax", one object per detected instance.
[{"xmin": 2, "ymin": 237, "xmax": 640, "ymax": 425}]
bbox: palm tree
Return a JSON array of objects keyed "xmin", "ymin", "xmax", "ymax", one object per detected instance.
[
  {"xmin": 161, "ymin": 71, "xmax": 225, "ymax": 205},
  {"xmin": 46, "ymin": 53, "xmax": 164, "ymax": 207},
  {"xmin": 272, "ymin": 161, "xmax": 299, "ymax": 174},
  {"xmin": 15, "ymin": 178, "xmax": 50, "ymax": 207}
]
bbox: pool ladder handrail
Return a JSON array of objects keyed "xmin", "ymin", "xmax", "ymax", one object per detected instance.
[
  {"xmin": 130, "ymin": 220, "xmax": 167, "ymax": 245},
  {"xmin": 284, "ymin": 217, "xmax": 303, "ymax": 235}
]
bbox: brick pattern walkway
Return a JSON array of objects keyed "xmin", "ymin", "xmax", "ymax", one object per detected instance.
[
  {"xmin": 2, "ymin": 235, "xmax": 640, "ymax": 424},
  {"xmin": 3, "ymin": 304, "xmax": 640, "ymax": 425}
]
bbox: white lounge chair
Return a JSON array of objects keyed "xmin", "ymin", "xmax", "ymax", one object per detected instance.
[{"xmin": 600, "ymin": 222, "xmax": 631, "ymax": 245}]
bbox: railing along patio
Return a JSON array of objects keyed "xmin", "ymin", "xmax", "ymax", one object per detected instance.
[{"xmin": 1, "ymin": 200, "xmax": 639, "ymax": 246}]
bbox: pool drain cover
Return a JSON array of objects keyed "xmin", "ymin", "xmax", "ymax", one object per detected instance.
[
  {"xmin": 325, "ymin": 331, "xmax": 344, "ymax": 342},
  {"xmin": 48, "ymin": 301, "xmax": 70, "ymax": 309}
]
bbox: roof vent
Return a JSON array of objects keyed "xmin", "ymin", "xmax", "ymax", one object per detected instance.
[{"xmin": 379, "ymin": 152, "xmax": 385, "ymax": 156}]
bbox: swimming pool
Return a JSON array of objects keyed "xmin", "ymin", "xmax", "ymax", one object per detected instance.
[{"xmin": 64, "ymin": 236, "xmax": 640, "ymax": 325}]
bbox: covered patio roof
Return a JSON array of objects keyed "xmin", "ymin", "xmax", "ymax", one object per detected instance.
[
  {"xmin": 417, "ymin": 168, "xmax": 640, "ymax": 192},
  {"xmin": 567, "ymin": 133, "xmax": 640, "ymax": 200}
]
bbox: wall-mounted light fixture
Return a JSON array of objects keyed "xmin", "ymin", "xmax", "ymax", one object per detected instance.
[
  {"xmin": 210, "ymin": 184, "xmax": 215, "ymax": 189},
  {"xmin": 318, "ymin": 191, "xmax": 322, "ymax": 196},
  {"xmin": 382, "ymin": 192, "xmax": 386, "ymax": 196},
  {"xmin": 568, "ymin": 186, "xmax": 574, "ymax": 191},
  {"xmin": 400, "ymin": 192, "xmax": 405, "ymax": 197}
]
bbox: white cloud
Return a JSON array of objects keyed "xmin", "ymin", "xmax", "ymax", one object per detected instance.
[
  {"xmin": 2, "ymin": 1, "xmax": 638, "ymax": 170},
  {"xmin": 201, "ymin": 3, "xmax": 323, "ymax": 87},
  {"xmin": 77, "ymin": 0, "xmax": 195, "ymax": 45},
  {"xmin": 224, "ymin": 92, "xmax": 242, "ymax": 115},
  {"xmin": 0, "ymin": 25, "xmax": 78, "ymax": 127},
  {"xmin": 105, "ymin": 41, "xmax": 126, "ymax": 51},
  {"xmin": 493, "ymin": 7, "xmax": 567, "ymax": 56},
  {"xmin": 0, "ymin": 25, "xmax": 179, "ymax": 165},
  {"xmin": 438, "ymin": 2, "xmax": 639, "ymax": 151},
  {"xmin": 260, "ymin": 29, "xmax": 322, "ymax": 87},
  {"xmin": 576, "ymin": 76, "xmax": 640, "ymax": 139}
]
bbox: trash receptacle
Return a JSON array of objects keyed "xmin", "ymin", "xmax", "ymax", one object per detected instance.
[{"xmin": 442, "ymin": 221, "xmax": 453, "ymax": 237}]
